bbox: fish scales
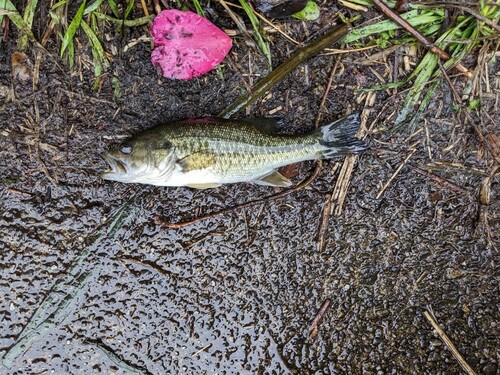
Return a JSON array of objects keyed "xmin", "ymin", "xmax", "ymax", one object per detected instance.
[{"xmin": 167, "ymin": 122, "xmax": 319, "ymax": 178}]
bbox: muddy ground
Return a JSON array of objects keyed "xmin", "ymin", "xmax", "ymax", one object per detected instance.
[{"xmin": 0, "ymin": 3, "xmax": 498, "ymax": 374}]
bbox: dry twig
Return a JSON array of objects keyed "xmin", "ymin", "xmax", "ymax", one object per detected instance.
[
  {"xmin": 376, "ymin": 148, "xmax": 416, "ymax": 199},
  {"xmin": 153, "ymin": 0, "xmax": 161, "ymax": 14},
  {"xmin": 423, "ymin": 309, "xmax": 478, "ymax": 375},
  {"xmin": 315, "ymin": 59, "xmax": 341, "ymax": 127},
  {"xmin": 316, "ymin": 193, "xmax": 332, "ymax": 251},
  {"xmin": 310, "ymin": 299, "xmax": 332, "ymax": 338},
  {"xmin": 409, "ymin": 165, "xmax": 468, "ymax": 193}
]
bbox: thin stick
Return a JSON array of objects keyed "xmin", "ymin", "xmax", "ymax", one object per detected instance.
[
  {"xmin": 155, "ymin": 162, "xmax": 323, "ymax": 229},
  {"xmin": 423, "ymin": 310, "xmax": 478, "ymax": 375},
  {"xmin": 315, "ymin": 58, "xmax": 340, "ymax": 127},
  {"xmin": 316, "ymin": 193, "xmax": 332, "ymax": 251},
  {"xmin": 437, "ymin": 60, "xmax": 462, "ymax": 104},
  {"xmin": 225, "ymin": 54, "xmax": 252, "ymax": 94},
  {"xmin": 409, "ymin": 165, "xmax": 467, "ymax": 193},
  {"xmin": 371, "ymin": 0, "xmax": 472, "ymax": 78},
  {"xmin": 37, "ymin": 155, "xmax": 59, "ymax": 186},
  {"xmin": 7, "ymin": 188, "xmax": 32, "ymax": 197},
  {"xmin": 140, "ymin": 0, "xmax": 149, "ymax": 17},
  {"xmin": 242, "ymin": 209, "xmax": 250, "ymax": 244},
  {"xmin": 323, "ymin": 45, "xmax": 379, "ymax": 55},
  {"xmin": 152, "ymin": 0, "xmax": 161, "ymax": 14},
  {"xmin": 376, "ymin": 148, "xmax": 416, "ymax": 199},
  {"xmin": 85, "ymin": 338, "xmax": 151, "ymax": 375},
  {"xmin": 120, "ymin": 256, "xmax": 171, "ymax": 277},
  {"xmin": 219, "ymin": 0, "xmax": 252, "ymax": 40},
  {"xmin": 310, "ymin": 299, "xmax": 332, "ymax": 338},
  {"xmin": 192, "ymin": 343, "xmax": 213, "ymax": 357}
]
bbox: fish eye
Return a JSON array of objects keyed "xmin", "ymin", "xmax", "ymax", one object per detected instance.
[{"xmin": 120, "ymin": 143, "xmax": 133, "ymax": 154}]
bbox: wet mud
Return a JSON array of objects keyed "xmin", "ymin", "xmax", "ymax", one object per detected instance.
[{"xmin": 0, "ymin": 7, "xmax": 498, "ymax": 375}]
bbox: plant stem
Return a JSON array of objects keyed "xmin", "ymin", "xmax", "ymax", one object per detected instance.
[{"xmin": 219, "ymin": 24, "xmax": 350, "ymax": 118}]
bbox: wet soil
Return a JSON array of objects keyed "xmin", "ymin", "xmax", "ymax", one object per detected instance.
[{"xmin": 0, "ymin": 4, "xmax": 498, "ymax": 374}]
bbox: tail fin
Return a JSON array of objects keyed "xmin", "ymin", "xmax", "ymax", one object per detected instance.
[{"xmin": 315, "ymin": 113, "xmax": 366, "ymax": 158}]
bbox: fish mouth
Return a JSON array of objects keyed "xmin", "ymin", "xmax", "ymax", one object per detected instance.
[{"xmin": 101, "ymin": 153, "xmax": 128, "ymax": 180}]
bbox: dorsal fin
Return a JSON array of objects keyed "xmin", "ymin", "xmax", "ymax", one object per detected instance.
[
  {"xmin": 179, "ymin": 117, "xmax": 285, "ymax": 134},
  {"xmin": 238, "ymin": 117, "xmax": 284, "ymax": 134}
]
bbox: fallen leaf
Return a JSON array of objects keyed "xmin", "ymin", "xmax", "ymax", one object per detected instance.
[
  {"xmin": 11, "ymin": 51, "xmax": 32, "ymax": 83},
  {"xmin": 278, "ymin": 163, "xmax": 301, "ymax": 179}
]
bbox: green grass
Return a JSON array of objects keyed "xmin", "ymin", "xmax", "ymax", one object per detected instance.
[
  {"xmin": 60, "ymin": 0, "xmax": 86, "ymax": 61},
  {"xmin": 341, "ymin": 1, "xmax": 500, "ymax": 132},
  {"xmin": 0, "ymin": 0, "xmax": 151, "ymax": 89},
  {"xmin": 192, "ymin": 0, "xmax": 205, "ymax": 17},
  {"xmin": 0, "ymin": 0, "xmax": 37, "ymax": 48},
  {"xmin": 1, "ymin": 0, "xmax": 497, "ymax": 113},
  {"xmin": 238, "ymin": 0, "xmax": 272, "ymax": 67}
]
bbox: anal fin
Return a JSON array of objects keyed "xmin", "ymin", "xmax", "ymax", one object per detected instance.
[
  {"xmin": 186, "ymin": 183, "xmax": 221, "ymax": 189},
  {"xmin": 252, "ymin": 170, "xmax": 292, "ymax": 187}
]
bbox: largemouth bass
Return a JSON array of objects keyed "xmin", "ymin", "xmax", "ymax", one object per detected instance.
[{"xmin": 101, "ymin": 115, "xmax": 365, "ymax": 188}]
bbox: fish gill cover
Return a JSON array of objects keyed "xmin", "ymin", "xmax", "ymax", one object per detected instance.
[{"xmin": 150, "ymin": 9, "xmax": 233, "ymax": 80}]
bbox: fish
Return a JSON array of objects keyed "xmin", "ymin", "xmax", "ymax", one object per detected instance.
[{"xmin": 101, "ymin": 114, "xmax": 366, "ymax": 188}]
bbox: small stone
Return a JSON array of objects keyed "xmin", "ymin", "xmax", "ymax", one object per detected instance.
[{"xmin": 483, "ymin": 363, "xmax": 498, "ymax": 375}]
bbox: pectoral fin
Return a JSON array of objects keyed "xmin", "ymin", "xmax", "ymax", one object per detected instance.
[
  {"xmin": 177, "ymin": 151, "xmax": 216, "ymax": 172},
  {"xmin": 252, "ymin": 170, "xmax": 292, "ymax": 187},
  {"xmin": 186, "ymin": 183, "xmax": 221, "ymax": 189}
]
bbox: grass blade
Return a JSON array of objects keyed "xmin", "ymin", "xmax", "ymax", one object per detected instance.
[
  {"xmin": 124, "ymin": 0, "xmax": 134, "ymax": 18},
  {"xmin": 393, "ymin": 15, "xmax": 477, "ymax": 130},
  {"xmin": 192, "ymin": 0, "xmax": 205, "ymax": 16},
  {"xmin": 238, "ymin": 0, "xmax": 272, "ymax": 67},
  {"xmin": 107, "ymin": 0, "xmax": 120, "ymax": 17},
  {"xmin": 343, "ymin": 9, "xmax": 444, "ymax": 44},
  {"xmin": 67, "ymin": 37, "xmax": 75, "ymax": 69},
  {"xmin": 393, "ymin": 52, "xmax": 439, "ymax": 130},
  {"xmin": 0, "ymin": 0, "xmax": 37, "ymax": 44},
  {"xmin": 17, "ymin": 0, "xmax": 38, "ymax": 49},
  {"xmin": 22, "ymin": 0, "xmax": 38, "ymax": 26},
  {"xmin": 81, "ymin": 18, "xmax": 109, "ymax": 84},
  {"xmin": 81, "ymin": 18, "xmax": 110, "ymax": 69},
  {"xmin": 60, "ymin": 0, "xmax": 86, "ymax": 57},
  {"xmin": 2, "ymin": 196, "xmax": 137, "ymax": 368},
  {"xmin": 51, "ymin": 0, "xmax": 67, "ymax": 11},
  {"xmin": 84, "ymin": 0, "xmax": 105, "ymax": 15},
  {"xmin": 404, "ymin": 79, "xmax": 441, "ymax": 132}
]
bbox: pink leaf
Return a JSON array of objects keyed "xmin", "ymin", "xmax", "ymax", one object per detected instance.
[{"xmin": 150, "ymin": 10, "xmax": 233, "ymax": 80}]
